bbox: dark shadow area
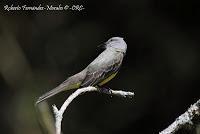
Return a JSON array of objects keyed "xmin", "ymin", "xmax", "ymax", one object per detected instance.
[{"xmin": 0, "ymin": 0, "xmax": 199, "ymax": 134}]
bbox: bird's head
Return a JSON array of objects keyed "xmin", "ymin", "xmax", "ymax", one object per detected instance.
[{"xmin": 104, "ymin": 37, "xmax": 127, "ymax": 53}]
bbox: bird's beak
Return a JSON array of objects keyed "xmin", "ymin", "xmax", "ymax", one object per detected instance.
[{"xmin": 97, "ymin": 42, "xmax": 106, "ymax": 49}]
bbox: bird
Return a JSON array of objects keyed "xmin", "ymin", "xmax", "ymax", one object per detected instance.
[{"xmin": 36, "ymin": 37, "xmax": 127, "ymax": 104}]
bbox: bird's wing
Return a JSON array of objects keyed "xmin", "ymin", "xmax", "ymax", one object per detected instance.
[{"xmin": 81, "ymin": 53, "xmax": 123, "ymax": 87}]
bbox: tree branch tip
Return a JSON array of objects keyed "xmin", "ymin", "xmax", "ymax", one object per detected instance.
[
  {"xmin": 127, "ymin": 91, "xmax": 134, "ymax": 95},
  {"xmin": 52, "ymin": 105, "xmax": 59, "ymax": 113}
]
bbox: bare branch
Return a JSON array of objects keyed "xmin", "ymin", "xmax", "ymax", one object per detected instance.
[
  {"xmin": 160, "ymin": 99, "xmax": 200, "ymax": 134},
  {"xmin": 52, "ymin": 86, "xmax": 134, "ymax": 134}
]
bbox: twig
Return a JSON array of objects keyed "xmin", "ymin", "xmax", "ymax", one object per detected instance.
[
  {"xmin": 159, "ymin": 99, "xmax": 200, "ymax": 134},
  {"xmin": 52, "ymin": 86, "xmax": 134, "ymax": 134}
]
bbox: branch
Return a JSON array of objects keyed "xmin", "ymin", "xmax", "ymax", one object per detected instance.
[
  {"xmin": 52, "ymin": 86, "xmax": 134, "ymax": 134},
  {"xmin": 159, "ymin": 99, "xmax": 200, "ymax": 134}
]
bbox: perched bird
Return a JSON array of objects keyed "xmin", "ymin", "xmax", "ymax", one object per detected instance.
[{"xmin": 36, "ymin": 37, "xmax": 127, "ymax": 104}]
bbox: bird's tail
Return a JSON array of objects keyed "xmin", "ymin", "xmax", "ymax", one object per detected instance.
[
  {"xmin": 35, "ymin": 70, "xmax": 87, "ymax": 105},
  {"xmin": 35, "ymin": 84, "xmax": 68, "ymax": 104}
]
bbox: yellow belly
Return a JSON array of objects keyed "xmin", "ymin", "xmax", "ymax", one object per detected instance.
[
  {"xmin": 98, "ymin": 72, "xmax": 118, "ymax": 86},
  {"xmin": 64, "ymin": 82, "xmax": 81, "ymax": 91}
]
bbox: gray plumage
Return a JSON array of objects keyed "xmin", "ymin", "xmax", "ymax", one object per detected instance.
[{"xmin": 36, "ymin": 37, "xmax": 127, "ymax": 104}]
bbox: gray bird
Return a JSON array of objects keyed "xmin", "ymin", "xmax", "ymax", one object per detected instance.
[{"xmin": 36, "ymin": 37, "xmax": 127, "ymax": 104}]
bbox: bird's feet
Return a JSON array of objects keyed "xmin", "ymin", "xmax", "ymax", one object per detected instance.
[{"xmin": 97, "ymin": 86, "xmax": 112, "ymax": 94}]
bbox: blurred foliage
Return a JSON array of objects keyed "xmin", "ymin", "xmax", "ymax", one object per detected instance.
[{"xmin": 0, "ymin": 0, "xmax": 200, "ymax": 134}]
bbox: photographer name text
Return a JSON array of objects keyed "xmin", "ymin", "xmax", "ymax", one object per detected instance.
[{"xmin": 4, "ymin": 4, "xmax": 85, "ymax": 11}]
